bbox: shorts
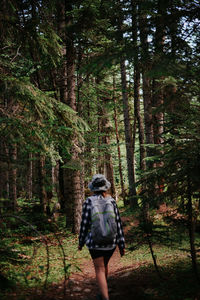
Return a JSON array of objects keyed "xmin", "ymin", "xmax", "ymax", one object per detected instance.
[{"xmin": 89, "ymin": 247, "xmax": 116, "ymax": 259}]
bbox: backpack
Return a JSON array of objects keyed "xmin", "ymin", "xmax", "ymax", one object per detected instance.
[{"xmin": 89, "ymin": 195, "xmax": 117, "ymax": 245}]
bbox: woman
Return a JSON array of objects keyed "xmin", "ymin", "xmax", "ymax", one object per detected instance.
[{"xmin": 78, "ymin": 174, "xmax": 125, "ymax": 300}]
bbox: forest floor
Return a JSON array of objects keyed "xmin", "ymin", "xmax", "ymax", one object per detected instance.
[
  {"xmin": 37, "ymin": 205, "xmax": 200, "ymax": 300},
  {"xmin": 3, "ymin": 205, "xmax": 200, "ymax": 300},
  {"xmin": 22, "ymin": 217, "xmax": 157, "ymax": 300}
]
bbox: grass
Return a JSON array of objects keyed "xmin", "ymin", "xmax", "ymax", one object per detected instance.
[
  {"xmin": 0, "ymin": 213, "xmax": 90, "ymax": 293},
  {"xmin": 110, "ymin": 260, "xmax": 200, "ymax": 300},
  {"xmin": 116, "ymin": 235, "xmax": 200, "ymax": 300},
  {"xmin": 1, "ymin": 205, "xmax": 200, "ymax": 300},
  {"xmin": 1, "ymin": 232, "xmax": 90, "ymax": 288}
]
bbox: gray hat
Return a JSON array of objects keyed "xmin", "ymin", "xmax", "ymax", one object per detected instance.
[{"xmin": 88, "ymin": 174, "xmax": 111, "ymax": 192}]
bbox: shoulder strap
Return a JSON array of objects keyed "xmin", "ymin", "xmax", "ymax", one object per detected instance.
[
  {"xmin": 104, "ymin": 196, "xmax": 115, "ymax": 203},
  {"xmin": 88, "ymin": 195, "xmax": 115, "ymax": 205}
]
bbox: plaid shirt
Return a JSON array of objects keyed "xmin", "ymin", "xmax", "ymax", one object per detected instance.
[{"xmin": 79, "ymin": 196, "xmax": 125, "ymax": 250}]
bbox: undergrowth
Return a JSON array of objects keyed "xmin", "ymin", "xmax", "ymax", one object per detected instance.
[{"xmin": 1, "ymin": 202, "xmax": 200, "ymax": 300}]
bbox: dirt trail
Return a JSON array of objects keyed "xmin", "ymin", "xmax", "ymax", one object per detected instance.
[
  {"xmin": 67, "ymin": 248, "xmax": 133, "ymax": 300},
  {"xmin": 10, "ymin": 208, "xmax": 200, "ymax": 300},
  {"xmin": 64, "ymin": 216, "xmax": 139, "ymax": 300}
]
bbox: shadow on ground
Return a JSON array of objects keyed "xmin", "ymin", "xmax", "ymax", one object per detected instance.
[
  {"xmin": 3, "ymin": 257, "xmax": 200, "ymax": 300},
  {"xmin": 107, "ymin": 261, "xmax": 200, "ymax": 300}
]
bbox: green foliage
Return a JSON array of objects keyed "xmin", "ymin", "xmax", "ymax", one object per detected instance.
[
  {"xmin": 0, "ymin": 211, "xmax": 87, "ymax": 294},
  {"xmin": 0, "ymin": 0, "xmax": 89, "ymax": 166},
  {"xmin": 0, "ymin": 71, "xmax": 87, "ymax": 160},
  {"xmin": 142, "ymin": 98, "xmax": 200, "ymax": 206}
]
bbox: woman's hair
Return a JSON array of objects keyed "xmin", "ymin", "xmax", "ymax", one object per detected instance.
[{"xmin": 94, "ymin": 191, "xmax": 106, "ymax": 195}]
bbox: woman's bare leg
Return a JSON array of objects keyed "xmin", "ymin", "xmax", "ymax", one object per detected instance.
[
  {"xmin": 93, "ymin": 256, "xmax": 109, "ymax": 300},
  {"xmin": 104, "ymin": 256, "xmax": 110, "ymax": 279}
]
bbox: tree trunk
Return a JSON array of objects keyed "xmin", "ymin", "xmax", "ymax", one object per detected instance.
[
  {"xmin": 63, "ymin": 2, "xmax": 84, "ymax": 233},
  {"xmin": 84, "ymin": 75, "xmax": 93, "ymax": 179},
  {"xmin": 27, "ymin": 153, "xmax": 33, "ymax": 199},
  {"xmin": 71, "ymin": 152, "xmax": 83, "ymax": 234},
  {"xmin": 5, "ymin": 144, "xmax": 9, "ymax": 200},
  {"xmin": 95, "ymin": 77, "xmax": 105, "ymax": 174},
  {"xmin": 151, "ymin": 0, "xmax": 166, "ymax": 196},
  {"xmin": 169, "ymin": 2, "xmax": 178, "ymax": 57},
  {"xmin": 95, "ymin": 77, "xmax": 116, "ymax": 196},
  {"xmin": 139, "ymin": 2, "xmax": 154, "ymax": 160},
  {"xmin": 97, "ymin": 105, "xmax": 104, "ymax": 174},
  {"xmin": 0, "ymin": 142, "xmax": 8, "ymax": 199},
  {"xmin": 9, "ymin": 144, "xmax": 17, "ymax": 211},
  {"xmin": 101, "ymin": 101, "xmax": 116, "ymax": 197},
  {"xmin": 120, "ymin": 59, "xmax": 137, "ymax": 208},
  {"xmin": 29, "ymin": 0, "xmax": 42, "ymax": 89},
  {"xmin": 113, "ymin": 75, "xmax": 126, "ymax": 205},
  {"xmin": 153, "ymin": 80, "xmax": 164, "ymax": 146},
  {"xmin": 187, "ymin": 172, "xmax": 200, "ymax": 282},
  {"xmin": 0, "ymin": 154, "xmax": 3, "ymax": 199},
  {"xmin": 131, "ymin": 0, "xmax": 146, "ymax": 172},
  {"xmin": 38, "ymin": 155, "xmax": 47, "ymax": 213},
  {"xmin": 116, "ymin": 9, "xmax": 137, "ymax": 207},
  {"xmin": 138, "ymin": 2, "xmax": 156, "ymax": 204},
  {"xmin": 52, "ymin": 161, "xmax": 59, "ymax": 196},
  {"xmin": 57, "ymin": 0, "xmax": 68, "ymax": 103},
  {"xmin": 76, "ymin": 50, "xmax": 85, "ymax": 226},
  {"xmin": 63, "ymin": 142, "xmax": 83, "ymax": 233},
  {"xmin": 56, "ymin": 1, "xmax": 68, "ymax": 209},
  {"xmin": 153, "ymin": 0, "xmax": 165, "ymax": 147},
  {"xmin": 134, "ymin": 70, "xmax": 146, "ymax": 171}
]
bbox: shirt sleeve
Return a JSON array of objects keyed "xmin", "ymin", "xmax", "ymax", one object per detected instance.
[
  {"xmin": 78, "ymin": 198, "xmax": 91, "ymax": 247},
  {"xmin": 113, "ymin": 201, "xmax": 125, "ymax": 250}
]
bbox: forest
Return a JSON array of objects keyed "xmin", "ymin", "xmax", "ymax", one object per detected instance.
[{"xmin": 0, "ymin": 0, "xmax": 200, "ymax": 299}]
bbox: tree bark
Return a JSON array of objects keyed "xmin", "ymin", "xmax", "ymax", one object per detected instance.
[
  {"xmin": 131, "ymin": 0, "xmax": 146, "ymax": 172},
  {"xmin": 58, "ymin": 159, "xmax": 65, "ymax": 210},
  {"xmin": 38, "ymin": 155, "xmax": 47, "ymax": 213},
  {"xmin": 95, "ymin": 77, "xmax": 116, "ymax": 196},
  {"xmin": 52, "ymin": 161, "xmax": 59, "ymax": 196},
  {"xmin": 9, "ymin": 144, "xmax": 17, "ymax": 211},
  {"xmin": 29, "ymin": 0, "xmax": 42, "ymax": 89},
  {"xmin": 5, "ymin": 144, "xmax": 9, "ymax": 201},
  {"xmin": 187, "ymin": 172, "xmax": 200, "ymax": 282},
  {"xmin": 101, "ymin": 100, "xmax": 116, "ymax": 197},
  {"xmin": 138, "ymin": 2, "xmax": 154, "ymax": 159},
  {"xmin": 120, "ymin": 59, "xmax": 137, "ymax": 208},
  {"xmin": 57, "ymin": 0, "xmax": 68, "ymax": 103},
  {"xmin": 97, "ymin": 97, "xmax": 104, "ymax": 174},
  {"xmin": 63, "ymin": 2, "xmax": 84, "ymax": 233},
  {"xmin": 0, "ymin": 142, "xmax": 8, "ymax": 199},
  {"xmin": 113, "ymin": 75, "xmax": 126, "ymax": 205},
  {"xmin": 27, "ymin": 153, "xmax": 33, "ymax": 199},
  {"xmin": 84, "ymin": 75, "xmax": 93, "ymax": 179},
  {"xmin": 0, "ymin": 146, "xmax": 3, "ymax": 199},
  {"xmin": 169, "ymin": 1, "xmax": 178, "ymax": 57},
  {"xmin": 153, "ymin": 0, "xmax": 165, "ymax": 147},
  {"xmin": 115, "ymin": 5, "xmax": 137, "ymax": 207}
]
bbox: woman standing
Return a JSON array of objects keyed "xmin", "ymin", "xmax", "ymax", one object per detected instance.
[{"xmin": 78, "ymin": 174, "xmax": 125, "ymax": 300}]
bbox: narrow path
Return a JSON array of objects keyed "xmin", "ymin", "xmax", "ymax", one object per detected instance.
[
  {"xmin": 67, "ymin": 248, "xmax": 128, "ymax": 300},
  {"xmin": 65, "ymin": 215, "xmax": 138, "ymax": 300},
  {"xmin": 43, "ymin": 215, "xmax": 140, "ymax": 300}
]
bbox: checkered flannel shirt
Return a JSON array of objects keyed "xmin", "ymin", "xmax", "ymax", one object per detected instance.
[{"xmin": 79, "ymin": 196, "xmax": 125, "ymax": 250}]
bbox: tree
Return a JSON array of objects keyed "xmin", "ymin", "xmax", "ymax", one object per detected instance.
[
  {"xmin": 113, "ymin": 73, "xmax": 126, "ymax": 204},
  {"xmin": 115, "ymin": 2, "xmax": 137, "ymax": 206},
  {"xmin": 138, "ymin": 0, "xmax": 154, "ymax": 160},
  {"xmin": 0, "ymin": 0, "xmax": 86, "ymax": 218},
  {"xmin": 131, "ymin": 0, "xmax": 146, "ymax": 173}
]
